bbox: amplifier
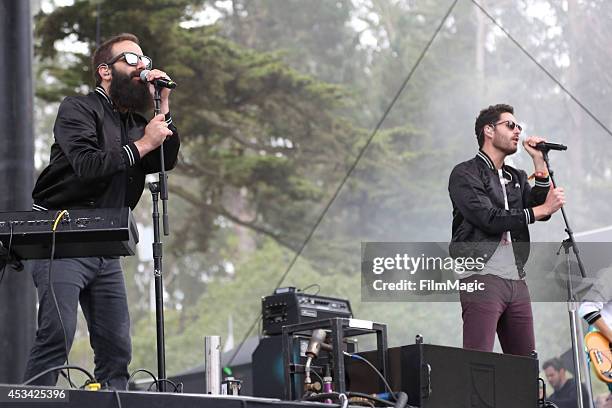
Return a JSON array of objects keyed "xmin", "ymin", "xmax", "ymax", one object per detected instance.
[
  {"xmin": 252, "ymin": 332, "xmax": 356, "ymax": 399},
  {"xmin": 347, "ymin": 343, "xmax": 539, "ymax": 408},
  {"xmin": 262, "ymin": 287, "xmax": 352, "ymax": 335}
]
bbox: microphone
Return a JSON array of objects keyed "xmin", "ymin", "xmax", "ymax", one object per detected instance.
[
  {"xmin": 304, "ymin": 329, "xmax": 332, "ymax": 386},
  {"xmin": 306, "ymin": 329, "xmax": 332, "ymax": 358},
  {"xmin": 140, "ymin": 70, "xmax": 177, "ymax": 89},
  {"xmin": 535, "ymin": 142, "xmax": 567, "ymax": 151}
]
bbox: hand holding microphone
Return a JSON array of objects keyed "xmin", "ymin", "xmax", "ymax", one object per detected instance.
[
  {"xmin": 523, "ymin": 136, "xmax": 567, "ymax": 153},
  {"xmin": 140, "ymin": 69, "xmax": 177, "ymax": 89},
  {"xmin": 140, "ymin": 69, "xmax": 176, "ymax": 114},
  {"xmin": 534, "ymin": 142, "xmax": 567, "ymax": 151},
  {"xmin": 523, "ymin": 136, "xmax": 567, "ymax": 221}
]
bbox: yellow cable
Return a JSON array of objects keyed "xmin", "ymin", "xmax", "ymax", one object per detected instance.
[
  {"xmin": 84, "ymin": 382, "xmax": 101, "ymax": 391},
  {"xmin": 52, "ymin": 210, "xmax": 68, "ymax": 231}
]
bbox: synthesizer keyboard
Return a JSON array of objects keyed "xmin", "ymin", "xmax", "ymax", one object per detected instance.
[{"xmin": 0, "ymin": 207, "xmax": 139, "ymax": 260}]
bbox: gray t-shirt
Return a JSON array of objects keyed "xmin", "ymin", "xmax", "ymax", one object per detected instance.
[{"xmin": 459, "ymin": 169, "xmax": 522, "ymax": 280}]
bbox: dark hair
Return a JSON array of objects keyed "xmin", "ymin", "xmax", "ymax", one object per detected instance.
[
  {"xmin": 91, "ymin": 33, "xmax": 140, "ymax": 86},
  {"xmin": 542, "ymin": 358, "xmax": 565, "ymax": 371},
  {"xmin": 474, "ymin": 104, "xmax": 514, "ymax": 148}
]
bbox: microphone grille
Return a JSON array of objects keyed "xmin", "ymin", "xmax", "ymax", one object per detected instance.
[{"xmin": 139, "ymin": 70, "xmax": 150, "ymax": 83}]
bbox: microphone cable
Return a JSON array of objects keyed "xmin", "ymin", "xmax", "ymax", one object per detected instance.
[
  {"xmin": 48, "ymin": 210, "xmax": 73, "ymax": 387},
  {"xmin": 344, "ymin": 351, "xmax": 396, "ymax": 401}
]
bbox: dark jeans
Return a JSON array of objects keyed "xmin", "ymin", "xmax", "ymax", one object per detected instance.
[
  {"xmin": 460, "ymin": 274, "xmax": 535, "ymax": 357},
  {"xmin": 23, "ymin": 257, "xmax": 131, "ymax": 389}
]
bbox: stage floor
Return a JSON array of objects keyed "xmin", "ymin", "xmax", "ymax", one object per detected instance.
[{"xmin": 0, "ymin": 384, "xmax": 334, "ymax": 408}]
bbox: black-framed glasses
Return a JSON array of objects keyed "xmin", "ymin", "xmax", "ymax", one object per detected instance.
[
  {"xmin": 107, "ymin": 52, "xmax": 152, "ymax": 69},
  {"xmin": 492, "ymin": 120, "xmax": 522, "ymax": 132}
]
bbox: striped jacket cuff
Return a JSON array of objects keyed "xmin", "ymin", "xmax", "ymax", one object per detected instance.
[
  {"xmin": 534, "ymin": 175, "xmax": 550, "ymax": 188},
  {"xmin": 583, "ymin": 311, "xmax": 601, "ymax": 325},
  {"xmin": 122, "ymin": 143, "xmax": 140, "ymax": 167},
  {"xmin": 524, "ymin": 208, "xmax": 535, "ymax": 225}
]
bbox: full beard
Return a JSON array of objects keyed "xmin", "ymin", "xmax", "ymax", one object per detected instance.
[{"xmin": 109, "ymin": 67, "xmax": 153, "ymax": 113}]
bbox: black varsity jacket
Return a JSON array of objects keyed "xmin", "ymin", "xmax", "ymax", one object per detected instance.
[
  {"xmin": 32, "ymin": 86, "xmax": 180, "ymax": 211},
  {"xmin": 448, "ymin": 150, "xmax": 550, "ymax": 277}
]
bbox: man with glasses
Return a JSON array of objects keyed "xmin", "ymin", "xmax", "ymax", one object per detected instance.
[
  {"xmin": 448, "ymin": 104, "xmax": 564, "ymax": 356},
  {"xmin": 24, "ymin": 33, "xmax": 179, "ymax": 389}
]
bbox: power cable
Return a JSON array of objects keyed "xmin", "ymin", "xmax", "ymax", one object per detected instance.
[
  {"xmin": 23, "ymin": 364, "xmax": 94, "ymax": 386},
  {"xmin": 344, "ymin": 352, "xmax": 396, "ymax": 401},
  {"xmin": 114, "ymin": 391, "xmax": 122, "ymax": 408},
  {"xmin": 126, "ymin": 368, "xmax": 158, "ymax": 391},
  {"xmin": 48, "ymin": 210, "xmax": 72, "ymax": 386},
  {"xmin": 147, "ymin": 378, "xmax": 182, "ymax": 392},
  {"xmin": 300, "ymin": 283, "xmax": 321, "ymax": 295}
]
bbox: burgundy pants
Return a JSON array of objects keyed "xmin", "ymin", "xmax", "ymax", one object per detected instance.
[{"xmin": 460, "ymin": 274, "xmax": 535, "ymax": 357}]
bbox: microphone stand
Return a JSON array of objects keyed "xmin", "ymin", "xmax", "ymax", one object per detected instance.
[
  {"xmin": 542, "ymin": 150, "xmax": 591, "ymax": 408},
  {"xmin": 148, "ymin": 85, "xmax": 170, "ymax": 392}
]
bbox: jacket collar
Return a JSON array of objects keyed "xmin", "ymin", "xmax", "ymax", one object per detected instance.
[
  {"xmin": 476, "ymin": 149, "xmax": 496, "ymax": 170},
  {"xmin": 95, "ymin": 85, "xmax": 115, "ymax": 108},
  {"xmin": 477, "ymin": 150, "xmax": 513, "ymax": 182}
]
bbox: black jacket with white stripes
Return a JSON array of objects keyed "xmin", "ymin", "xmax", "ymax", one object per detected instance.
[
  {"xmin": 448, "ymin": 150, "xmax": 550, "ymax": 278},
  {"xmin": 32, "ymin": 86, "xmax": 179, "ymax": 211}
]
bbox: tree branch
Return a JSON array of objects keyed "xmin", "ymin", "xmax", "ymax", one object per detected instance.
[
  {"xmin": 169, "ymin": 183, "xmax": 299, "ymax": 252},
  {"xmin": 202, "ymin": 113, "xmax": 295, "ymax": 154}
]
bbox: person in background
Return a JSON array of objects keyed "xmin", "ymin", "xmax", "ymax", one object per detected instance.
[{"xmin": 543, "ymin": 358, "xmax": 589, "ymax": 408}]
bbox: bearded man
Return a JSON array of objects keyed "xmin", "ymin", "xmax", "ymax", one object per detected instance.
[{"xmin": 24, "ymin": 33, "xmax": 179, "ymax": 389}]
